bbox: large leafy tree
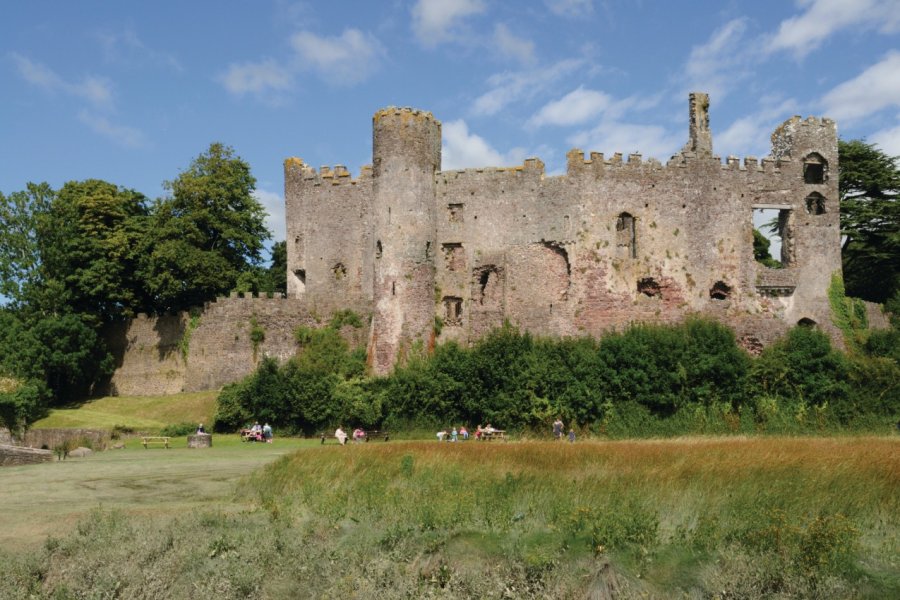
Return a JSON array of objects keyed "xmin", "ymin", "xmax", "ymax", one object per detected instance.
[
  {"xmin": 140, "ymin": 143, "xmax": 270, "ymax": 311},
  {"xmin": 839, "ymin": 139, "xmax": 900, "ymax": 303},
  {"xmin": 0, "ymin": 182, "xmax": 54, "ymax": 306},
  {"xmin": 38, "ymin": 179, "xmax": 150, "ymax": 323}
]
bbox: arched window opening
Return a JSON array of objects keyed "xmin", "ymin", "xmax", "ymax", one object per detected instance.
[
  {"xmin": 710, "ymin": 281, "xmax": 732, "ymax": 300},
  {"xmin": 375, "ymin": 240, "xmax": 382, "ymax": 259},
  {"xmin": 803, "ymin": 153, "xmax": 828, "ymax": 184},
  {"xmin": 805, "ymin": 192, "xmax": 826, "ymax": 215},
  {"xmin": 616, "ymin": 212, "xmax": 636, "ymax": 258}
]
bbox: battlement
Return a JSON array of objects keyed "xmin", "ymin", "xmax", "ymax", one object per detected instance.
[
  {"xmin": 285, "ymin": 156, "xmax": 373, "ymax": 186},
  {"xmin": 373, "ymin": 106, "xmax": 440, "ymax": 126}
]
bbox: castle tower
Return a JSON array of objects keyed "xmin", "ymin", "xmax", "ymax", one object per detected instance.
[
  {"xmin": 684, "ymin": 92, "xmax": 713, "ymax": 156},
  {"xmin": 368, "ymin": 108, "xmax": 441, "ymax": 374}
]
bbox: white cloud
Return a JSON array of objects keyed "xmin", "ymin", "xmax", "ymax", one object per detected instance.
[
  {"xmin": 528, "ymin": 86, "xmax": 611, "ymax": 127},
  {"xmin": 290, "ymin": 29, "xmax": 384, "ymax": 85},
  {"xmin": 493, "ymin": 24, "xmax": 535, "ymax": 65},
  {"xmin": 821, "ymin": 52, "xmax": 900, "ymax": 121},
  {"xmin": 220, "ymin": 59, "xmax": 293, "ymax": 98},
  {"xmin": 766, "ymin": 0, "xmax": 900, "ymax": 59},
  {"xmin": 97, "ymin": 29, "xmax": 183, "ymax": 72},
  {"xmin": 472, "ymin": 58, "xmax": 584, "ymax": 116},
  {"xmin": 545, "ymin": 0, "xmax": 593, "ymax": 17},
  {"xmin": 77, "ymin": 110, "xmax": 145, "ymax": 148},
  {"xmin": 716, "ymin": 97, "xmax": 800, "ymax": 157},
  {"xmin": 683, "ymin": 18, "xmax": 751, "ymax": 99},
  {"xmin": 441, "ymin": 119, "xmax": 526, "ymax": 170},
  {"xmin": 870, "ymin": 120, "xmax": 900, "ymax": 156},
  {"xmin": 254, "ymin": 189, "xmax": 286, "ymax": 241},
  {"xmin": 10, "ymin": 53, "xmax": 114, "ymax": 108},
  {"xmin": 411, "ymin": 0, "xmax": 486, "ymax": 47},
  {"xmin": 569, "ymin": 122, "xmax": 682, "ymax": 162}
]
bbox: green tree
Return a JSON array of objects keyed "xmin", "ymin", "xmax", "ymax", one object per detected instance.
[
  {"xmin": 266, "ymin": 240, "xmax": 287, "ymax": 295},
  {"xmin": 839, "ymin": 139, "xmax": 900, "ymax": 303},
  {"xmin": 0, "ymin": 376, "xmax": 49, "ymax": 438},
  {"xmin": 140, "ymin": 143, "xmax": 271, "ymax": 312},
  {"xmin": 38, "ymin": 180, "xmax": 149, "ymax": 323},
  {"xmin": 0, "ymin": 183, "xmax": 54, "ymax": 306},
  {"xmin": 753, "ymin": 228, "xmax": 781, "ymax": 269},
  {"xmin": 0, "ymin": 310, "xmax": 112, "ymax": 404}
]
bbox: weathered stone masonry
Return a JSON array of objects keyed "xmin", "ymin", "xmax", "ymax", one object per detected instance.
[{"xmin": 286, "ymin": 93, "xmax": 846, "ymax": 374}]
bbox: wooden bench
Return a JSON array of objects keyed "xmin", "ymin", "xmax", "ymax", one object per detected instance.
[
  {"xmin": 481, "ymin": 430, "xmax": 507, "ymax": 441},
  {"xmin": 141, "ymin": 436, "xmax": 170, "ymax": 449}
]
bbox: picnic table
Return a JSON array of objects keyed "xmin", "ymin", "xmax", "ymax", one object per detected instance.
[
  {"xmin": 240, "ymin": 429, "xmax": 264, "ymax": 442},
  {"xmin": 141, "ymin": 436, "xmax": 170, "ymax": 449},
  {"xmin": 480, "ymin": 429, "xmax": 507, "ymax": 441}
]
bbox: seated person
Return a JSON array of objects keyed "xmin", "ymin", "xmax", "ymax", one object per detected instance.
[
  {"xmin": 459, "ymin": 426, "xmax": 468, "ymax": 440},
  {"xmin": 335, "ymin": 426, "xmax": 348, "ymax": 445},
  {"xmin": 353, "ymin": 428, "xmax": 365, "ymax": 442}
]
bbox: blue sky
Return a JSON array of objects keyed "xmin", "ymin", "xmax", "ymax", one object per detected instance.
[{"xmin": 2, "ymin": 0, "xmax": 899, "ymax": 244}]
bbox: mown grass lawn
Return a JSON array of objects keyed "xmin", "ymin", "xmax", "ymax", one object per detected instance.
[
  {"xmin": 0, "ymin": 435, "xmax": 316, "ymax": 550},
  {"xmin": 31, "ymin": 391, "xmax": 219, "ymax": 431}
]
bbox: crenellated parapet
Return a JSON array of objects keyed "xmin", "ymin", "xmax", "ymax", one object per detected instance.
[{"xmin": 284, "ymin": 156, "xmax": 373, "ymax": 186}]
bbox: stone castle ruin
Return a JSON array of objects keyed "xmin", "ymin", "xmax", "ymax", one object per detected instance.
[{"xmin": 284, "ymin": 93, "xmax": 847, "ymax": 374}]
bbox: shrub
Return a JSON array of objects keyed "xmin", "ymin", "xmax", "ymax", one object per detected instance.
[{"xmin": 160, "ymin": 422, "xmax": 198, "ymax": 437}]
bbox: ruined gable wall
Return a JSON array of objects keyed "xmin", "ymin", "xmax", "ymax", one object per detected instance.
[
  {"xmin": 433, "ymin": 117, "xmax": 841, "ymax": 347},
  {"xmin": 284, "ymin": 158, "xmax": 374, "ymax": 317}
]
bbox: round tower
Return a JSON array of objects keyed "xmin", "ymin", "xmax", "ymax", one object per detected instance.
[{"xmin": 368, "ymin": 107, "xmax": 441, "ymax": 374}]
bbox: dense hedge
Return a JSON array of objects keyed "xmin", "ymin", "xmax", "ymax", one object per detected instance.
[{"xmin": 214, "ymin": 318, "xmax": 899, "ymax": 436}]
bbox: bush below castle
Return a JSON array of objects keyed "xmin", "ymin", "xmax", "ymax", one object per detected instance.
[{"xmin": 213, "ymin": 318, "xmax": 899, "ymax": 436}]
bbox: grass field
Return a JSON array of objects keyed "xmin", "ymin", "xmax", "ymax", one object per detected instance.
[
  {"xmin": 3, "ymin": 436, "xmax": 898, "ymax": 599},
  {"xmin": 0, "ymin": 435, "xmax": 313, "ymax": 550},
  {"xmin": 31, "ymin": 391, "xmax": 219, "ymax": 430}
]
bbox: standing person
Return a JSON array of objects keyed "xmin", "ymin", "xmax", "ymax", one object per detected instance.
[
  {"xmin": 475, "ymin": 425, "xmax": 483, "ymax": 440},
  {"xmin": 196, "ymin": 423, "xmax": 206, "ymax": 434},
  {"xmin": 553, "ymin": 417, "xmax": 564, "ymax": 441},
  {"xmin": 451, "ymin": 427, "xmax": 458, "ymax": 442},
  {"xmin": 568, "ymin": 429, "xmax": 576, "ymax": 443},
  {"xmin": 263, "ymin": 423, "xmax": 273, "ymax": 443}
]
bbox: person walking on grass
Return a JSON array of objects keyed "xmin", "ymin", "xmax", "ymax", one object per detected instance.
[{"xmin": 553, "ymin": 417, "xmax": 564, "ymax": 441}]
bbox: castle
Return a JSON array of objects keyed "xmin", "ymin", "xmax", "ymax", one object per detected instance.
[{"xmin": 284, "ymin": 93, "xmax": 843, "ymax": 374}]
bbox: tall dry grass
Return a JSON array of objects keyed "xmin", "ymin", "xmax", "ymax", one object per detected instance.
[{"xmin": 4, "ymin": 437, "xmax": 897, "ymax": 599}]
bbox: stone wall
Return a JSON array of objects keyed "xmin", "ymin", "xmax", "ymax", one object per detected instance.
[
  {"xmin": 23, "ymin": 428, "xmax": 110, "ymax": 451},
  {"xmin": 104, "ymin": 296, "xmax": 369, "ymax": 395},
  {"xmin": 0, "ymin": 444, "xmax": 54, "ymax": 466},
  {"xmin": 285, "ymin": 94, "xmax": 848, "ymax": 361}
]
